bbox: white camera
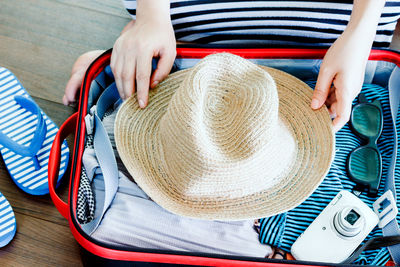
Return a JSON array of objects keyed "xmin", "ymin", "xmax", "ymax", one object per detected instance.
[{"xmin": 291, "ymin": 190, "xmax": 379, "ymax": 263}]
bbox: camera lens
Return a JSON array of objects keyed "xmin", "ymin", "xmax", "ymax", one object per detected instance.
[
  {"xmin": 345, "ymin": 209, "xmax": 360, "ymax": 225},
  {"xmin": 334, "ymin": 207, "xmax": 364, "ymax": 238}
]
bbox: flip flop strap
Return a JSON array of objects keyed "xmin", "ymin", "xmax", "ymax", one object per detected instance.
[{"xmin": 0, "ymin": 95, "xmax": 47, "ymax": 159}]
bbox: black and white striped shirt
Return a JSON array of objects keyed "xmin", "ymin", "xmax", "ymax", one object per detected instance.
[{"xmin": 123, "ymin": 1, "xmax": 400, "ymax": 48}]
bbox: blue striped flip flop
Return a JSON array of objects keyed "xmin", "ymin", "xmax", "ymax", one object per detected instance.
[
  {"xmin": 0, "ymin": 67, "xmax": 69, "ymax": 195},
  {"xmin": 0, "ymin": 192, "xmax": 16, "ymax": 247}
]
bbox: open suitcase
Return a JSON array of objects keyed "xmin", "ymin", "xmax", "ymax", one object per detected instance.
[{"xmin": 47, "ymin": 46, "xmax": 400, "ymax": 266}]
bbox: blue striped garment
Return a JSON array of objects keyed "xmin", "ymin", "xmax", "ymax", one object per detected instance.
[
  {"xmin": 123, "ymin": 0, "xmax": 400, "ymax": 48},
  {"xmin": 260, "ymin": 81, "xmax": 399, "ymax": 265}
]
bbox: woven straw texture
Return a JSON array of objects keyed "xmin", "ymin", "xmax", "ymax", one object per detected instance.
[{"xmin": 115, "ymin": 53, "xmax": 335, "ymax": 220}]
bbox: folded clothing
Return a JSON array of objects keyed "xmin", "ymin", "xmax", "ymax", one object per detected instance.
[
  {"xmin": 81, "ymin": 104, "xmax": 272, "ymax": 258},
  {"xmin": 259, "ymin": 81, "xmax": 398, "ymax": 266}
]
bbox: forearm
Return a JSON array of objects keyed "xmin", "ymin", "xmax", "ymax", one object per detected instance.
[
  {"xmin": 345, "ymin": 0, "xmax": 386, "ymax": 43},
  {"xmin": 313, "ymin": 0, "xmax": 386, "ymax": 131}
]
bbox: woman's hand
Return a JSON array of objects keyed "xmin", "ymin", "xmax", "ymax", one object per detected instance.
[
  {"xmin": 63, "ymin": 50, "xmax": 105, "ymax": 106},
  {"xmin": 311, "ymin": 0, "xmax": 385, "ymax": 132},
  {"xmin": 311, "ymin": 30, "xmax": 369, "ymax": 132},
  {"xmin": 111, "ymin": 0, "xmax": 176, "ymax": 108}
]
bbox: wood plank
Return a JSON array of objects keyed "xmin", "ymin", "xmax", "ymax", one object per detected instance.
[
  {"xmin": 0, "ymin": 88, "xmax": 80, "ymax": 264},
  {"xmin": 0, "ymin": 99, "xmax": 79, "ymax": 265},
  {"xmin": 0, "ymin": 0, "xmax": 130, "ymax": 104},
  {"xmin": 0, "ymin": 1, "xmax": 124, "ymax": 264},
  {"xmin": 0, "ymin": 213, "xmax": 82, "ymax": 267},
  {"xmin": 0, "ymin": 168, "xmax": 71, "ymax": 227},
  {"xmin": 0, "ymin": 98, "xmax": 75, "ymax": 226},
  {"xmin": 56, "ymin": 0, "xmax": 131, "ymax": 18}
]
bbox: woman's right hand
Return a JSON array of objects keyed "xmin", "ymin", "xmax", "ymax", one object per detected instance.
[{"xmin": 111, "ymin": 0, "xmax": 176, "ymax": 108}]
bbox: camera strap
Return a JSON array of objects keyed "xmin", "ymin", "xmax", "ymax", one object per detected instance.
[
  {"xmin": 342, "ymin": 235, "xmax": 400, "ymax": 264},
  {"xmin": 380, "ymin": 66, "xmax": 400, "ymax": 264}
]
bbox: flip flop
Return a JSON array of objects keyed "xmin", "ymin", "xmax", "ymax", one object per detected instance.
[
  {"xmin": 0, "ymin": 67, "xmax": 69, "ymax": 195},
  {"xmin": 0, "ymin": 192, "xmax": 16, "ymax": 247}
]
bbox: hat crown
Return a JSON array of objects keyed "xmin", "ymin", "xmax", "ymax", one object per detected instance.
[
  {"xmin": 115, "ymin": 52, "xmax": 335, "ymax": 220},
  {"xmin": 159, "ymin": 53, "xmax": 279, "ymax": 178}
]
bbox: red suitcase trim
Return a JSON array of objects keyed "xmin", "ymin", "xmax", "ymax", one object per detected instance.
[{"xmin": 49, "ymin": 48, "xmax": 400, "ymax": 266}]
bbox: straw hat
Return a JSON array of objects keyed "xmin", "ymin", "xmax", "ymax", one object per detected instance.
[{"xmin": 114, "ymin": 53, "xmax": 334, "ymax": 220}]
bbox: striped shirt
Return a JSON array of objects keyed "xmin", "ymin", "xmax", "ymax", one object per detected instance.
[{"xmin": 123, "ymin": 0, "xmax": 400, "ymax": 48}]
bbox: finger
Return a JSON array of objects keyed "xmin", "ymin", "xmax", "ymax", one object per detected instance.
[
  {"xmin": 111, "ymin": 52, "xmax": 126, "ymax": 99},
  {"xmin": 121, "ymin": 57, "xmax": 136, "ymax": 100},
  {"xmin": 64, "ymin": 71, "xmax": 84, "ymax": 105},
  {"xmin": 150, "ymin": 49, "xmax": 177, "ymax": 88},
  {"xmin": 136, "ymin": 53, "xmax": 153, "ymax": 108},
  {"xmin": 110, "ymin": 46, "xmax": 117, "ymax": 72},
  {"xmin": 328, "ymin": 102, "xmax": 337, "ymax": 119},
  {"xmin": 64, "ymin": 50, "xmax": 104, "ymax": 105},
  {"xmin": 332, "ymin": 95, "xmax": 352, "ymax": 132},
  {"xmin": 312, "ymin": 66, "xmax": 335, "ymax": 109},
  {"xmin": 325, "ymin": 90, "xmax": 337, "ymax": 107}
]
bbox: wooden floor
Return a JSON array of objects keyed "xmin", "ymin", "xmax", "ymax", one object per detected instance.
[
  {"xmin": 1, "ymin": 1, "xmax": 400, "ymax": 266},
  {"xmin": 0, "ymin": 1, "xmax": 131, "ymax": 266}
]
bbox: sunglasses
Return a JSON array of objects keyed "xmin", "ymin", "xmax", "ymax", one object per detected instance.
[{"xmin": 347, "ymin": 93, "xmax": 383, "ymax": 196}]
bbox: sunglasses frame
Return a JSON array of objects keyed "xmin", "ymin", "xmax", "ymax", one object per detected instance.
[{"xmin": 347, "ymin": 93, "xmax": 383, "ymax": 196}]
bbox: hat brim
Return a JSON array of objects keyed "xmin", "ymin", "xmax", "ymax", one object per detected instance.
[{"xmin": 115, "ymin": 66, "xmax": 335, "ymax": 220}]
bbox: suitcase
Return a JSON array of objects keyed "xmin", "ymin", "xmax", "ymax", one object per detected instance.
[{"xmin": 47, "ymin": 46, "xmax": 400, "ymax": 266}]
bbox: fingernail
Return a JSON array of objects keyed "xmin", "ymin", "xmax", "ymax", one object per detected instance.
[
  {"xmin": 311, "ymin": 99, "xmax": 319, "ymax": 109},
  {"xmin": 151, "ymin": 81, "xmax": 159, "ymax": 88},
  {"xmin": 139, "ymin": 99, "xmax": 145, "ymax": 108}
]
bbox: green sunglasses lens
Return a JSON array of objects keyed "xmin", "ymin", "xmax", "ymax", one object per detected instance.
[
  {"xmin": 352, "ymin": 104, "xmax": 381, "ymax": 138},
  {"xmin": 348, "ymin": 147, "xmax": 380, "ymax": 183}
]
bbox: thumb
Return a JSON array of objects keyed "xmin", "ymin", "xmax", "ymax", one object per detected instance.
[
  {"xmin": 312, "ymin": 67, "xmax": 335, "ymax": 110},
  {"xmin": 150, "ymin": 49, "xmax": 177, "ymax": 88},
  {"xmin": 64, "ymin": 71, "xmax": 84, "ymax": 105}
]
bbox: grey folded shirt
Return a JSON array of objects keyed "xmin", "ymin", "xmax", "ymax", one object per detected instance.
[{"xmin": 83, "ymin": 108, "xmax": 272, "ymax": 257}]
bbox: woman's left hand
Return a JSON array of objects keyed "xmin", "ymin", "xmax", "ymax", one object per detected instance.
[{"xmin": 311, "ymin": 28, "xmax": 371, "ymax": 132}]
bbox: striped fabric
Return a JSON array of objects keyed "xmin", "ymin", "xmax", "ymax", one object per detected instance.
[
  {"xmin": 260, "ymin": 81, "xmax": 399, "ymax": 265},
  {"xmin": 0, "ymin": 67, "xmax": 69, "ymax": 195},
  {"xmin": 0, "ymin": 192, "xmax": 16, "ymax": 247},
  {"xmin": 123, "ymin": 0, "xmax": 400, "ymax": 48}
]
